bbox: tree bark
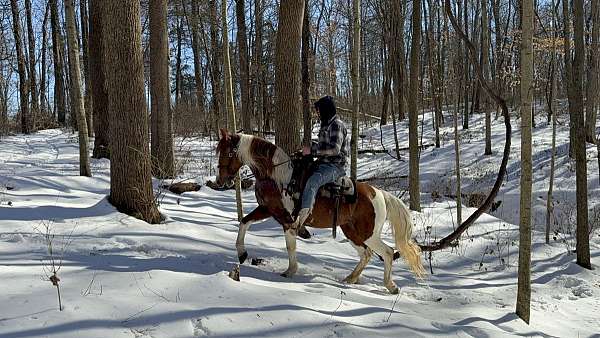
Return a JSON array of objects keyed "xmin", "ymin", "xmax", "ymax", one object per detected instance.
[
  {"xmin": 301, "ymin": 0, "xmax": 311, "ymax": 145},
  {"xmin": 80, "ymin": 0, "xmax": 93, "ymax": 138},
  {"xmin": 150, "ymin": 0, "xmax": 175, "ymax": 179},
  {"xmin": 408, "ymin": 0, "xmax": 422, "ymax": 211},
  {"xmin": 236, "ymin": 0, "xmax": 252, "ymax": 133},
  {"xmin": 40, "ymin": 4, "xmax": 50, "ymax": 115},
  {"xmin": 274, "ymin": 0, "xmax": 304, "ymax": 154},
  {"xmin": 222, "ymin": 0, "xmax": 244, "ymax": 222},
  {"xmin": 563, "ymin": 0, "xmax": 575, "ymax": 157},
  {"xmin": 89, "ymin": 0, "xmax": 109, "ymax": 159},
  {"xmin": 102, "ymin": 0, "xmax": 161, "ymax": 224},
  {"xmin": 25, "ymin": 0, "xmax": 39, "ymax": 123},
  {"xmin": 350, "ymin": 0, "xmax": 360, "ymax": 180},
  {"xmin": 187, "ymin": 0, "xmax": 206, "ymax": 133},
  {"xmin": 586, "ymin": 0, "xmax": 599, "ymax": 143},
  {"xmin": 50, "ymin": 0, "xmax": 66, "ymax": 124},
  {"xmin": 572, "ymin": 0, "xmax": 592, "ymax": 269},
  {"xmin": 65, "ymin": 0, "xmax": 91, "ymax": 177},
  {"xmin": 482, "ymin": 0, "xmax": 492, "ymax": 155},
  {"xmin": 210, "ymin": 0, "xmax": 224, "ymax": 136},
  {"xmin": 516, "ymin": 0, "xmax": 533, "ymax": 324},
  {"xmin": 10, "ymin": 0, "xmax": 31, "ymax": 134}
]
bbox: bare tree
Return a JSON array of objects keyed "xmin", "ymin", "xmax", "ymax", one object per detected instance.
[
  {"xmin": 25, "ymin": 0, "xmax": 39, "ymax": 123},
  {"xmin": 350, "ymin": 0, "xmax": 360, "ymax": 180},
  {"xmin": 102, "ymin": 0, "xmax": 161, "ymax": 224},
  {"xmin": 572, "ymin": 0, "xmax": 591, "ymax": 269},
  {"xmin": 149, "ymin": 0, "xmax": 175, "ymax": 178},
  {"xmin": 408, "ymin": 0, "xmax": 422, "ymax": 211},
  {"xmin": 516, "ymin": 0, "xmax": 533, "ymax": 323},
  {"xmin": 50, "ymin": 0, "xmax": 66, "ymax": 124},
  {"xmin": 64, "ymin": 0, "xmax": 91, "ymax": 177},
  {"xmin": 222, "ymin": 0, "xmax": 244, "ymax": 221},
  {"xmin": 236, "ymin": 0, "xmax": 252, "ymax": 133},
  {"xmin": 274, "ymin": 0, "xmax": 304, "ymax": 154},
  {"xmin": 89, "ymin": 0, "xmax": 109, "ymax": 159},
  {"xmin": 10, "ymin": 0, "xmax": 31, "ymax": 134}
]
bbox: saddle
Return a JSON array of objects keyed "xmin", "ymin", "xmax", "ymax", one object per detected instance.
[{"xmin": 286, "ymin": 154, "xmax": 357, "ymax": 238}]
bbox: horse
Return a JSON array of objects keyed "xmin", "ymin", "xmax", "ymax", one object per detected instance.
[{"xmin": 215, "ymin": 129, "xmax": 424, "ymax": 294}]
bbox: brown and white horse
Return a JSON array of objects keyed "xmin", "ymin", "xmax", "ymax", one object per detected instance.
[{"xmin": 216, "ymin": 129, "xmax": 424, "ymax": 293}]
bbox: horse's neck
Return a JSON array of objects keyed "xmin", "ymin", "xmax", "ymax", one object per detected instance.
[{"xmin": 238, "ymin": 135, "xmax": 293, "ymax": 189}]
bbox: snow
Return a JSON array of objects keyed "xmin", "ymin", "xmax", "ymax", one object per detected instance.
[{"xmin": 1, "ymin": 112, "xmax": 599, "ymax": 337}]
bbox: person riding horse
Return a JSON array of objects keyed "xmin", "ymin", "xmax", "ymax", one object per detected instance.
[{"xmin": 296, "ymin": 96, "xmax": 349, "ymax": 228}]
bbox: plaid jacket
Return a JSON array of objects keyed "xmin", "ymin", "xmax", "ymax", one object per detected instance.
[{"xmin": 310, "ymin": 115, "xmax": 349, "ymax": 166}]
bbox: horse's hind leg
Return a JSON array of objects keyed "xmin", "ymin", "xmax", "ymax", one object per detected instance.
[
  {"xmin": 343, "ymin": 244, "xmax": 373, "ymax": 284},
  {"xmin": 281, "ymin": 227, "xmax": 298, "ymax": 277},
  {"xmin": 237, "ymin": 206, "xmax": 271, "ymax": 264},
  {"xmin": 366, "ymin": 238, "xmax": 398, "ymax": 294}
]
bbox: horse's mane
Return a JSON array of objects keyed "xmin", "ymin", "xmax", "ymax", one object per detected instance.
[{"xmin": 237, "ymin": 134, "xmax": 291, "ymax": 185}]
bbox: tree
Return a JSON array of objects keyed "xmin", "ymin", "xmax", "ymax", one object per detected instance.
[
  {"xmin": 586, "ymin": 0, "xmax": 599, "ymax": 144},
  {"xmin": 64, "ymin": 0, "xmax": 91, "ymax": 177},
  {"xmin": 572, "ymin": 0, "xmax": 591, "ymax": 269},
  {"xmin": 25, "ymin": 0, "xmax": 39, "ymax": 122},
  {"xmin": 516, "ymin": 0, "xmax": 533, "ymax": 323},
  {"xmin": 10, "ymin": 0, "xmax": 30, "ymax": 134},
  {"xmin": 223, "ymin": 0, "xmax": 244, "ymax": 222},
  {"xmin": 236, "ymin": 0, "xmax": 252, "ymax": 133},
  {"xmin": 408, "ymin": 0, "xmax": 422, "ymax": 211},
  {"xmin": 79, "ymin": 0, "xmax": 93, "ymax": 137},
  {"xmin": 50, "ymin": 0, "xmax": 66, "ymax": 124},
  {"xmin": 149, "ymin": 0, "xmax": 175, "ymax": 179},
  {"xmin": 350, "ymin": 0, "xmax": 360, "ymax": 180},
  {"xmin": 102, "ymin": 0, "xmax": 161, "ymax": 224},
  {"xmin": 274, "ymin": 0, "xmax": 304, "ymax": 154},
  {"xmin": 89, "ymin": 0, "xmax": 109, "ymax": 159},
  {"xmin": 482, "ymin": 0, "xmax": 492, "ymax": 155},
  {"xmin": 209, "ymin": 0, "xmax": 224, "ymax": 136}
]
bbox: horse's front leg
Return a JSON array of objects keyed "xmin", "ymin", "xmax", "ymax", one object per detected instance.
[
  {"xmin": 281, "ymin": 226, "xmax": 298, "ymax": 277},
  {"xmin": 237, "ymin": 205, "xmax": 271, "ymax": 264}
]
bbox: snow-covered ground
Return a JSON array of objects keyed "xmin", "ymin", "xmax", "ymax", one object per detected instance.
[{"xmin": 0, "ymin": 111, "xmax": 599, "ymax": 337}]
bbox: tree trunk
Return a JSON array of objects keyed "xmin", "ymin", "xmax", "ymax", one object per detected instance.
[
  {"xmin": 236, "ymin": 0, "xmax": 252, "ymax": 133},
  {"xmin": 222, "ymin": 0, "xmax": 244, "ymax": 222},
  {"xmin": 210, "ymin": 0, "xmax": 224, "ymax": 136},
  {"xmin": 253, "ymin": 0, "xmax": 265, "ymax": 134},
  {"xmin": 80, "ymin": 0, "xmax": 93, "ymax": 138},
  {"xmin": 150, "ymin": 0, "xmax": 175, "ymax": 179},
  {"xmin": 40, "ymin": 4, "xmax": 50, "ymax": 115},
  {"xmin": 301, "ymin": 0, "xmax": 311, "ymax": 145},
  {"xmin": 10, "ymin": 0, "xmax": 30, "ymax": 134},
  {"xmin": 586, "ymin": 0, "xmax": 599, "ymax": 143},
  {"xmin": 482, "ymin": 0, "xmax": 492, "ymax": 155},
  {"xmin": 563, "ymin": 0, "xmax": 575, "ymax": 157},
  {"xmin": 51, "ymin": 0, "xmax": 66, "ymax": 125},
  {"xmin": 65, "ymin": 0, "xmax": 91, "ymax": 177},
  {"xmin": 516, "ymin": 0, "xmax": 533, "ymax": 324},
  {"xmin": 350, "ymin": 0, "xmax": 360, "ymax": 180},
  {"xmin": 572, "ymin": 0, "xmax": 592, "ymax": 269},
  {"xmin": 89, "ymin": 0, "xmax": 109, "ymax": 159},
  {"xmin": 408, "ymin": 0, "xmax": 422, "ymax": 211},
  {"xmin": 188, "ymin": 0, "xmax": 206, "ymax": 133},
  {"xmin": 546, "ymin": 0, "xmax": 559, "ymax": 244},
  {"xmin": 102, "ymin": 0, "xmax": 161, "ymax": 224},
  {"xmin": 174, "ymin": 14, "xmax": 183, "ymax": 106},
  {"xmin": 274, "ymin": 0, "xmax": 304, "ymax": 154},
  {"xmin": 25, "ymin": 0, "xmax": 39, "ymax": 125}
]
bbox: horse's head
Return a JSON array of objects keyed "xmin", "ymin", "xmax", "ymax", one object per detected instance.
[{"xmin": 216, "ymin": 128, "xmax": 243, "ymax": 187}]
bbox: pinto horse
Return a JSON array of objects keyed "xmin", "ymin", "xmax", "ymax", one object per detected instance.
[{"xmin": 215, "ymin": 129, "xmax": 424, "ymax": 293}]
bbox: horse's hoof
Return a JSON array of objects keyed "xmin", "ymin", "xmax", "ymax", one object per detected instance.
[
  {"xmin": 238, "ymin": 252, "xmax": 248, "ymax": 264},
  {"xmin": 387, "ymin": 285, "xmax": 399, "ymax": 294},
  {"xmin": 298, "ymin": 227, "xmax": 311, "ymax": 239},
  {"xmin": 280, "ymin": 268, "xmax": 297, "ymax": 278}
]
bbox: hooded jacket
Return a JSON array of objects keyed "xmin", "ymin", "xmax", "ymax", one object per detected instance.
[{"xmin": 311, "ymin": 96, "xmax": 349, "ymax": 166}]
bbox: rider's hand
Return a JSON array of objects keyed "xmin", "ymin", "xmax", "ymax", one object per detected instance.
[{"xmin": 302, "ymin": 145, "xmax": 311, "ymax": 156}]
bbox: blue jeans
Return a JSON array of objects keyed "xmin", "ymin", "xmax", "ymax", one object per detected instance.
[{"xmin": 301, "ymin": 163, "xmax": 346, "ymax": 210}]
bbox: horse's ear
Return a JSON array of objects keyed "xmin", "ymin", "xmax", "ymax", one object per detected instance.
[{"xmin": 219, "ymin": 128, "xmax": 230, "ymax": 140}]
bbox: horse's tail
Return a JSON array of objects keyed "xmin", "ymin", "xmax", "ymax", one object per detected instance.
[{"xmin": 382, "ymin": 190, "xmax": 425, "ymax": 279}]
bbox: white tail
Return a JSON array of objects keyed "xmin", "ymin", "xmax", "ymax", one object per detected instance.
[{"xmin": 382, "ymin": 190, "xmax": 425, "ymax": 279}]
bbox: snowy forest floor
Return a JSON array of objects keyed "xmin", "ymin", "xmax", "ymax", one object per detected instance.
[{"xmin": 0, "ymin": 110, "xmax": 599, "ymax": 337}]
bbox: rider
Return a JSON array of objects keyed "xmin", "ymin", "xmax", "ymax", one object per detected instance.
[{"xmin": 295, "ymin": 95, "xmax": 349, "ymax": 228}]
